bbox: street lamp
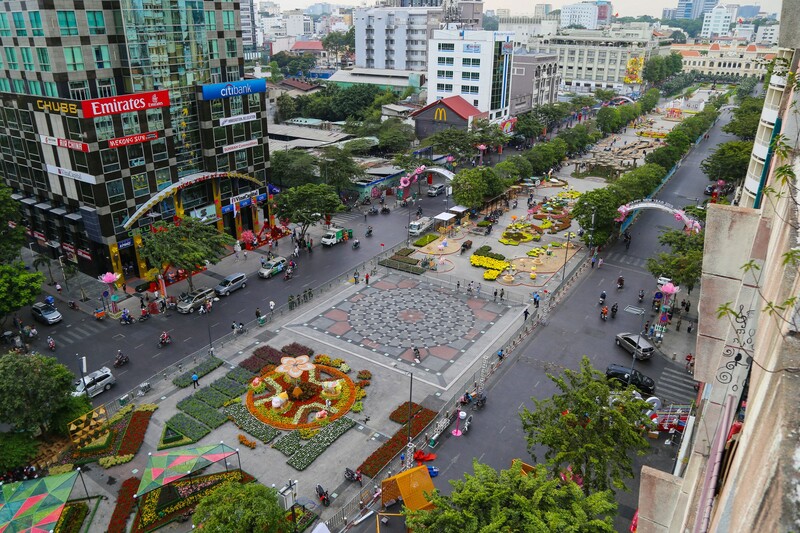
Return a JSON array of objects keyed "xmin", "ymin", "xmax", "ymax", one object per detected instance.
[
  {"xmin": 560, "ymin": 230, "xmax": 572, "ymax": 282},
  {"xmin": 77, "ymin": 355, "xmax": 88, "ymax": 398},
  {"xmin": 623, "ymin": 306, "xmax": 647, "ymax": 387}
]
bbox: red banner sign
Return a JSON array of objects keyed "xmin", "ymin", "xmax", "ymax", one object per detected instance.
[
  {"xmin": 81, "ymin": 90, "xmax": 170, "ymax": 118},
  {"xmin": 62, "ymin": 242, "xmax": 75, "ymax": 254},
  {"xmin": 77, "ymin": 249, "xmax": 92, "ymax": 260},
  {"xmin": 33, "ymin": 231, "xmax": 46, "ymax": 241},
  {"xmin": 108, "ymin": 131, "xmax": 159, "ymax": 149},
  {"xmin": 39, "ymin": 135, "xmax": 89, "ymax": 152}
]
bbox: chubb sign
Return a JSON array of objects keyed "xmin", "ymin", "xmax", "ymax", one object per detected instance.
[
  {"xmin": 81, "ymin": 90, "xmax": 170, "ymax": 118},
  {"xmin": 202, "ymin": 79, "xmax": 267, "ymax": 100}
]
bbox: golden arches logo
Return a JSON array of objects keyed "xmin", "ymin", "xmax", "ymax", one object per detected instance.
[{"xmin": 433, "ymin": 107, "xmax": 447, "ymax": 121}]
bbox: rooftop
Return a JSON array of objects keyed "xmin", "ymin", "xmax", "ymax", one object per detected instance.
[
  {"xmin": 410, "ymin": 95, "xmax": 485, "ymax": 121},
  {"xmin": 291, "ymin": 40, "xmax": 324, "ymax": 51}
]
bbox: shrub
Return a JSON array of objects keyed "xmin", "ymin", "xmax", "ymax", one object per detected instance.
[
  {"xmin": 173, "ymin": 356, "xmax": 224, "ymax": 388},
  {"xmin": 165, "ymin": 413, "xmax": 211, "ymax": 442},
  {"xmin": 389, "ymin": 402, "xmax": 425, "ymax": 424},
  {"xmin": 357, "ymin": 370, "xmax": 372, "ymax": 380},
  {"xmin": 378, "ymin": 259, "xmax": 426, "ymax": 274},
  {"xmin": 339, "ymin": 363, "xmax": 351, "ymax": 373},
  {"xmin": 357, "ymin": 380, "xmax": 371, "ymax": 388},
  {"xmin": 473, "ymin": 245, "xmax": 506, "ymax": 261},
  {"xmin": 55, "ymin": 501, "xmax": 88, "ymax": 533},
  {"xmin": 239, "ymin": 355, "xmax": 268, "ymax": 374},
  {"xmin": 238, "ymin": 434, "xmax": 257, "ymax": 449},
  {"xmin": 298, "ymin": 428, "xmax": 319, "ymax": 440},
  {"xmin": 135, "ymin": 403, "xmax": 159, "ymax": 412},
  {"xmin": 195, "ymin": 387, "xmax": 229, "ymax": 408},
  {"xmin": 210, "ymin": 377, "xmax": 248, "ymax": 399},
  {"xmin": 476, "ymin": 220, "xmax": 492, "ymax": 227},
  {"xmin": 286, "ymin": 418, "xmax": 355, "ymax": 471},
  {"xmin": 224, "ymin": 403, "xmax": 279, "ymax": 443},
  {"xmin": 176, "ymin": 398, "xmax": 228, "ymax": 428},
  {"xmin": 470, "ymin": 255, "xmax": 510, "ymax": 271},
  {"xmin": 227, "ymin": 366, "xmax": 256, "ymax": 384},
  {"xmin": 314, "ymin": 354, "xmax": 332, "ymax": 365},
  {"xmin": 389, "ymin": 255, "xmax": 420, "ymax": 265},
  {"xmin": 49, "ymin": 464, "xmax": 75, "ymax": 475},
  {"xmin": 108, "ymin": 477, "xmax": 139, "ymax": 533},
  {"xmin": 281, "ymin": 342, "xmax": 314, "ymax": 357},
  {"xmin": 351, "ymin": 401, "xmax": 364, "ymax": 413},
  {"xmin": 253, "ymin": 345, "xmax": 285, "ymax": 365},
  {"xmin": 395, "ymin": 248, "xmax": 415, "ymax": 257},
  {"xmin": 484, "ymin": 270, "xmax": 502, "ymax": 280},
  {"xmin": 273, "ymin": 431, "xmax": 302, "ymax": 456},
  {"xmin": 413, "ymin": 234, "xmax": 438, "ymax": 247},
  {"xmin": 99, "ymin": 454, "xmax": 134, "ymax": 468}
]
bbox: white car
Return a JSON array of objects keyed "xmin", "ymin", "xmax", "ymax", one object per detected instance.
[{"xmin": 73, "ymin": 367, "xmax": 117, "ymax": 398}]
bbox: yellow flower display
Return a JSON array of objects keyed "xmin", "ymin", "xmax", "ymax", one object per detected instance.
[
  {"xmin": 470, "ymin": 255, "xmax": 510, "ymax": 271},
  {"xmin": 484, "ymin": 270, "xmax": 502, "ymax": 280}
]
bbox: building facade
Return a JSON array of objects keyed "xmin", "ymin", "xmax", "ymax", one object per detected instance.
[
  {"xmin": 427, "ymin": 29, "xmax": 515, "ymax": 120},
  {"xmin": 662, "ymin": 8, "xmax": 678, "ymax": 20},
  {"xmin": 534, "ymin": 3, "xmax": 553, "ymax": 17},
  {"xmin": 701, "ymin": 4, "xmax": 733, "ymax": 38},
  {"xmin": 560, "ymin": 2, "xmax": 601, "ymax": 30},
  {"xmin": 755, "ymin": 24, "xmax": 780, "ymax": 45},
  {"xmin": 691, "ymin": 0, "xmax": 718, "ymax": 20},
  {"xmin": 508, "ymin": 51, "xmax": 560, "ymax": 115},
  {"xmin": 498, "ymin": 16, "xmax": 559, "ymax": 45},
  {"xmin": 354, "ymin": 7, "xmax": 443, "ymax": 71},
  {"xmin": 0, "ymin": 1, "xmax": 271, "ymax": 279},
  {"xmin": 675, "ymin": 0, "xmax": 695, "ymax": 19},
  {"xmin": 672, "ymin": 43, "xmax": 775, "ymax": 78}
]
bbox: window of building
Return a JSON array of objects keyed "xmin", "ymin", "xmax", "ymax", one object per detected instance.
[
  {"xmin": 225, "ymin": 39, "xmax": 237, "ymax": 58},
  {"xmin": 20, "ymin": 47, "xmax": 33, "ymax": 70},
  {"xmin": 93, "ymin": 45, "xmax": 110, "ymax": 68},
  {"xmin": 436, "ymin": 83, "xmax": 453, "ymax": 92},
  {"xmin": 437, "ymin": 57, "xmax": 454, "ymax": 66},
  {"xmin": 64, "ymin": 47, "xmax": 84, "ymax": 71},
  {"xmin": 211, "ymin": 67, "xmax": 221, "ymax": 83},
  {"xmin": 28, "ymin": 12, "xmax": 43, "ymax": 36},
  {"xmin": 155, "ymin": 168, "xmax": 171, "ymax": 191},
  {"xmin": 223, "ymin": 11, "xmax": 236, "ymax": 30},
  {"xmin": 28, "ymin": 80, "xmax": 42, "ymax": 95},
  {"xmin": 208, "ymin": 40, "xmax": 219, "ymax": 59},
  {"xmin": 132, "ymin": 173, "xmax": 149, "ymax": 197},
  {"xmin": 11, "ymin": 79, "xmax": 25, "ymax": 94},
  {"xmin": 214, "ymin": 126, "xmax": 227, "ymax": 147},
  {"xmin": 5, "ymin": 48, "xmax": 18, "ymax": 69},
  {"xmin": 87, "ymin": 11, "xmax": 105, "ymax": 35},
  {"xmin": 43, "ymin": 82, "xmax": 57, "ymax": 97},
  {"xmin": 234, "ymin": 149, "xmax": 247, "ymax": 167},
  {"xmin": 106, "ymin": 179, "xmax": 126, "ymax": 204},
  {"xmin": 12, "ymin": 12, "xmax": 26, "ymax": 36},
  {"xmin": 111, "ymin": 209, "xmax": 128, "ymax": 234},
  {"xmin": 57, "ymin": 11, "xmax": 78, "ymax": 36},
  {"xmin": 250, "ymin": 120, "xmax": 261, "ymax": 139},
  {"xmin": 462, "ymin": 58, "xmax": 480, "ymax": 67},
  {"xmin": 36, "ymin": 48, "xmax": 50, "ymax": 71},
  {"xmin": 73, "ymin": 150, "xmax": 88, "ymax": 173},
  {"xmin": 216, "ymin": 154, "xmax": 229, "ymax": 171},
  {"xmin": 68, "ymin": 80, "xmax": 89, "ymax": 100},
  {"xmin": 19, "ymin": 110, "xmax": 33, "ymax": 132},
  {"xmin": 461, "ymin": 85, "xmax": 479, "ymax": 94},
  {"xmin": 462, "ymin": 71, "xmax": 480, "ymax": 80},
  {"xmin": 437, "ymin": 43, "xmax": 454, "ymax": 52},
  {"xmin": 127, "ymin": 144, "xmax": 145, "ymax": 168},
  {"xmin": 101, "ymin": 149, "xmax": 119, "ymax": 173},
  {"xmin": 0, "ymin": 136, "xmax": 9, "ymax": 156},
  {"xmin": 233, "ymin": 123, "xmax": 245, "ymax": 142},
  {"xmin": 95, "ymin": 116, "xmax": 115, "ymax": 141},
  {"xmin": 0, "ymin": 51, "xmax": 4, "ymax": 69},
  {"xmin": 64, "ymin": 116, "xmax": 81, "ymax": 142},
  {"xmin": 0, "ymin": 14, "xmax": 10, "ymax": 36},
  {"xmin": 97, "ymin": 78, "xmax": 116, "ymax": 97},
  {"xmin": 146, "ymin": 108, "xmax": 164, "ymax": 131},
  {"xmin": 204, "ymin": 11, "xmax": 216, "ymax": 30},
  {"xmin": 26, "ymin": 140, "xmax": 39, "ymax": 162},
  {"xmin": 151, "ymin": 138, "xmax": 168, "ymax": 161},
  {"xmin": 437, "ymin": 70, "xmax": 453, "ymax": 79},
  {"xmin": 121, "ymin": 114, "xmax": 138, "ymax": 136}
]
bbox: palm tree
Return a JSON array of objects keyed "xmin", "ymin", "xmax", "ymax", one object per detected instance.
[{"xmin": 32, "ymin": 255, "xmax": 54, "ymax": 285}]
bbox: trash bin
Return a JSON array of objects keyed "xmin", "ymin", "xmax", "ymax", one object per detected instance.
[
  {"xmin": 118, "ymin": 394, "xmax": 129, "ymax": 407},
  {"xmin": 347, "ymin": 229, "xmax": 353, "ymax": 239},
  {"xmin": 258, "ymin": 316, "xmax": 267, "ymax": 326}
]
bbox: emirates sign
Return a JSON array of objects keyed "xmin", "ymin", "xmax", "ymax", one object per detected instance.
[{"xmin": 81, "ymin": 90, "xmax": 170, "ymax": 118}]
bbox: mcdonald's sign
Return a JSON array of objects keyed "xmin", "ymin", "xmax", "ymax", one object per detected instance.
[{"xmin": 433, "ymin": 107, "xmax": 447, "ymax": 122}]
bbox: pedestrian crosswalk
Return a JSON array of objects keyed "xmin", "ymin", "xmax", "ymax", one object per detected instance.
[
  {"xmin": 50, "ymin": 318, "xmax": 111, "ymax": 348},
  {"xmin": 656, "ymin": 365, "xmax": 699, "ymax": 406},
  {"xmin": 603, "ymin": 251, "xmax": 649, "ymax": 269}
]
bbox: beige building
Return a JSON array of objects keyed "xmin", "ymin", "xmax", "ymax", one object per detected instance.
[
  {"xmin": 636, "ymin": 44, "xmax": 800, "ymax": 532},
  {"xmin": 672, "ymin": 43, "xmax": 776, "ymax": 78}
]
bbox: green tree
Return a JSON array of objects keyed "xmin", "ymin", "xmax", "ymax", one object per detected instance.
[
  {"xmin": 520, "ymin": 356, "xmax": 651, "ymax": 493},
  {"xmin": 668, "ymin": 17, "xmax": 704, "ymax": 38},
  {"xmin": 273, "ymin": 183, "xmax": 343, "ymax": 242},
  {"xmin": 0, "ymin": 432, "xmax": 39, "ymax": 471},
  {"xmin": 423, "ymin": 128, "xmax": 477, "ymax": 162},
  {"xmin": 645, "ymin": 144, "xmax": 683, "ymax": 169},
  {"xmin": 49, "ymin": 394, "xmax": 92, "ymax": 437},
  {"xmin": 482, "ymin": 14, "xmax": 499, "ymax": 30},
  {"xmin": 193, "ymin": 482, "xmax": 286, "ymax": 532},
  {"xmin": 404, "ymin": 460, "xmax": 617, "ymax": 533},
  {"xmin": 33, "ymin": 255, "xmax": 55, "ymax": 285},
  {"xmin": 503, "ymin": 155, "xmax": 533, "ymax": 181},
  {"xmin": 532, "ymin": 103, "xmax": 572, "ymax": 129},
  {"xmin": 595, "ymin": 107, "xmax": 621, "ymax": 134},
  {"xmin": 670, "ymin": 30, "xmax": 687, "ymax": 44},
  {"xmin": 665, "ymin": 52, "xmax": 684, "ymax": 76},
  {"xmin": 138, "ymin": 218, "xmax": 235, "ymax": 291},
  {"xmin": 377, "ymin": 118, "xmax": 415, "ymax": 154},
  {"xmin": 571, "ymin": 187, "xmax": 625, "ymax": 247},
  {"xmin": 515, "ymin": 112, "xmax": 544, "ymax": 141},
  {"xmin": 638, "ymin": 88, "xmax": 661, "ymax": 114},
  {"xmin": 568, "ymin": 95, "xmax": 597, "ymax": 111},
  {"xmin": 332, "ymin": 84, "xmax": 382, "ymax": 121},
  {"xmin": 267, "ymin": 61, "xmax": 283, "ymax": 83},
  {"xmin": 0, "ymin": 264, "xmax": 44, "ymax": 327},
  {"xmin": 0, "ymin": 353, "xmax": 76, "ymax": 433},
  {"xmin": 594, "ymin": 88, "xmax": 617, "ymax": 102},
  {"xmin": 319, "ymin": 147, "xmax": 365, "ymax": 193},
  {"xmin": 275, "ymin": 93, "xmax": 297, "ymax": 122},
  {"xmin": 722, "ymin": 96, "xmax": 763, "ymax": 140},
  {"xmin": 322, "ymin": 31, "xmax": 351, "ymax": 67},
  {"xmin": 642, "ymin": 56, "xmax": 667, "ymax": 84},
  {"xmin": 451, "ymin": 168, "xmax": 489, "ymax": 208},
  {"xmin": 646, "ymin": 229, "xmax": 704, "ymax": 288},
  {"xmin": 665, "ymin": 130, "xmax": 692, "ymax": 153},
  {"xmin": 700, "ymin": 140, "xmax": 754, "ymax": 183},
  {"xmin": 0, "ymin": 182, "xmax": 25, "ymax": 263},
  {"xmin": 269, "ymin": 149, "xmax": 318, "ymax": 189}
]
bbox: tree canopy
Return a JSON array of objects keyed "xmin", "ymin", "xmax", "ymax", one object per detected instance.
[
  {"xmin": 646, "ymin": 229, "xmax": 704, "ymax": 291},
  {"xmin": 700, "ymin": 140, "xmax": 754, "ymax": 183},
  {"xmin": 0, "ymin": 181, "xmax": 25, "ymax": 264},
  {"xmin": 423, "ymin": 128, "xmax": 478, "ymax": 162},
  {"xmin": 322, "ymin": 29, "xmax": 354, "ymax": 67},
  {"xmin": 722, "ymin": 97, "xmax": 763, "ymax": 140},
  {"xmin": 519, "ymin": 356, "xmax": 652, "ymax": 493},
  {"xmin": 0, "ymin": 264, "xmax": 44, "ymax": 328},
  {"xmin": 451, "ymin": 168, "xmax": 491, "ymax": 208},
  {"xmin": 193, "ymin": 482, "xmax": 286, "ymax": 532},
  {"xmin": 403, "ymin": 460, "xmax": 617, "ymax": 533},
  {"xmin": 270, "ymin": 149, "xmax": 318, "ymax": 189},
  {"xmin": 138, "ymin": 217, "xmax": 235, "ymax": 291},
  {"xmin": 273, "ymin": 183, "xmax": 343, "ymax": 241},
  {"xmin": 319, "ymin": 146, "xmax": 365, "ymax": 193},
  {"xmin": 0, "ymin": 353, "xmax": 76, "ymax": 433}
]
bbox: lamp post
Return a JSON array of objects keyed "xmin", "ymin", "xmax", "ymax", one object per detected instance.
[
  {"xmin": 560, "ymin": 230, "xmax": 571, "ymax": 282},
  {"xmin": 403, "ymin": 371, "xmax": 415, "ymax": 471},
  {"xmin": 77, "ymin": 355, "xmax": 88, "ymax": 398},
  {"xmin": 623, "ymin": 306, "xmax": 647, "ymax": 387}
]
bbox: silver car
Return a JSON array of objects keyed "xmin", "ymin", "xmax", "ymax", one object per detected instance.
[
  {"xmin": 214, "ymin": 272, "xmax": 247, "ymax": 296},
  {"xmin": 176, "ymin": 288, "xmax": 216, "ymax": 313},
  {"xmin": 615, "ymin": 332, "xmax": 656, "ymax": 360},
  {"xmin": 73, "ymin": 367, "xmax": 116, "ymax": 398}
]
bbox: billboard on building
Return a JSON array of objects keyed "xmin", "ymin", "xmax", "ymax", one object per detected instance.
[
  {"xmin": 82, "ymin": 90, "xmax": 170, "ymax": 118},
  {"xmin": 202, "ymin": 79, "xmax": 267, "ymax": 100}
]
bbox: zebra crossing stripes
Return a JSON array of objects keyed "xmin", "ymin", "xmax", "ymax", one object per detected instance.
[
  {"xmin": 656, "ymin": 365, "xmax": 699, "ymax": 406},
  {"xmin": 603, "ymin": 252, "xmax": 648, "ymax": 269},
  {"xmin": 53, "ymin": 320, "xmax": 109, "ymax": 347}
]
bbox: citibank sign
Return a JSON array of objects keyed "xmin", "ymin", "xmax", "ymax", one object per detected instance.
[
  {"xmin": 82, "ymin": 90, "xmax": 170, "ymax": 118},
  {"xmin": 202, "ymin": 79, "xmax": 267, "ymax": 100}
]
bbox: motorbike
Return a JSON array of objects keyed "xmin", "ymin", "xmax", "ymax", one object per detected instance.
[
  {"xmin": 638, "ymin": 290, "xmax": 645, "ymax": 303},
  {"xmin": 68, "ymin": 300, "xmax": 79, "ymax": 310},
  {"xmin": 512, "ymin": 200, "xmax": 518, "ymax": 209},
  {"xmin": 416, "ymin": 207, "xmax": 423, "ymax": 217},
  {"xmin": 361, "ymin": 197, "xmax": 372, "ymax": 205},
  {"xmin": 611, "ymin": 304, "xmax": 618, "ymax": 319},
  {"xmin": 599, "ymin": 292, "xmax": 607, "ymax": 306},
  {"xmin": 113, "ymin": 353, "xmax": 130, "ymax": 368},
  {"xmin": 472, "ymin": 392, "xmax": 487, "ymax": 411},
  {"xmin": 600, "ymin": 308, "xmax": 608, "ymax": 321},
  {"xmin": 157, "ymin": 334, "xmax": 172, "ymax": 348},
  {"xmin": 47, "ymin": 337, "xmax": 56, "ymax": 352},
  {"xmin": 368, "ymin": 206, "xmax": 379, "ymax": 216},
  {"xmin": 316, "ymin": 484, "xmax": 331, "ymax": 507},
  {"xmin": 344, "ymin": 468, "xmax": 363, "ymax": 485},
  {"xmin": 120, "ymin": 314, "xmax": 135, "ymax": 325},
  {"xmin": 352, "ymin": 240, "xmax": 360, "ymax": 250},
  {"xmin": 380, "ymin": 206, "xmax": 391, "ymax": 215},
  {"xmin": 617, "ymin": 277, "xmax": 625, "ymax": 290},
  {"xmin": 365, "ymin": 227, "xmax": 373, "ymax": 237},
  {"xmin": 283, "ymin": 268, "xmax": 293, "ymax": 281},
  {"xmin": 138, "ymin": 312, "xmax": 150, "ymax": 322},
  {"xmin": 400, "ymin": 199, "xmax": 409, "ymax": 207}
]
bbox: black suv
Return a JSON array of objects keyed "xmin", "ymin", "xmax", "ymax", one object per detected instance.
[{"xmin": 605, "ymin": 364, "xmax": 655, "ymax": 395}]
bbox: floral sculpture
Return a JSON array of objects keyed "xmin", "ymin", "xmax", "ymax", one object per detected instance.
[{"xmin": 275, "ymin": 356, "xmax": 315, "ymax": 379}]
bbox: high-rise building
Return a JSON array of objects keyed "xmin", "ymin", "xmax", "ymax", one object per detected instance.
[
  {"xmin": 495, "ymin": 9, "xmax": 511, "ymax": 17},
  {"xmin": 675, "ymin": 0, "xmax": 695, "ymax": 19},
  {"xmin": 755, "ymin": 24, "xmax": 779, "ymax": 45},
  {"xmin": 508, "ymin": 50, "xmax": 560, "ymax": 115},
  {"xmin": 701, "ymin": 4, "xmax": 733, "ymax": 38},
  {"xmin": 354, "ymin": 7, "xmax": 444, "ymax": 71},
  {"xmin": 427, "ymin": 29, "xmax": 515, "ymax": 120},
  {"xmin": 735, "ymin": 4, "xmax": 760, "ymax": 18},
  {"xmin": 0, "ymin": 0, "xmax": 271, "ymax": 278},
  {"xmin": 498, "ymin": 15, "xmax": 559, "ymax": 45},
  {"xmin": 691, "ymin": 0, "xmax": 718, "ymax": 21},
  {"xmin": 662, "ymin": 8, "xmax": 678, "ymax": 19},
  {"xmin": 534, "ymin": 4, "xmax": 553, "ymax": 17},
  {"xmin": 560, "ymin": 1, "xmax": 613, "ymax": 31}
]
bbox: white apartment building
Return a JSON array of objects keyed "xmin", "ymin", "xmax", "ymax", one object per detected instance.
[
  {"xmin": 354, "ymin": 7, "xmax": 443, "ymax": 71},
  {"xmin": 285, "ymin": 10, "xmax": 313, "ymax": 38},
  {"xmin": 560, "ymin": 2, "xmax": 601, "ymax": 30},
  {"xmin": 672, "ymin": 42, "xmax": 775, "ymax": 78},
  {"xmin": 427, "ymin": 29, "xmax": 515, "ymax": 120},
  {"xmin": 534, "ymin": 3, "xmax": 553, "ymax": 16},
  {"xmin": 755, "ymin": 24, "xmax": 779, "ymax": 45},
  {"xmin": 537, "ymin": 24, "xmax": 667, "ymax": 93},
  {"xmin": 498, "ymin": 16, "xmax": 559, "ymax": 45},
  {"xmin": 260, "ymin": 1, "xmax": 281, "ymax": 16},
  {"xmin": 733, "ymin": 23, "xmax": 755, "ymax": 40},
  {"xmin": 701, "ymin": 4, "xmax": 733, "ymax": 39}
]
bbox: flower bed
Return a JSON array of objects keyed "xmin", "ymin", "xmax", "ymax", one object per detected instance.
[
  {"xmin": 358, "ymin": 407, "xmax": 437, "ymax": 478},
  {"xmin": 54, "ymin": 501, "xmax": 88, "ymax": 533},
  {"xmin": 281, "ymin": 342, "xmax": 314, "ymax": 357},
  {"xmin": 286, "ymin": 417, "xmax": 356, "ymax": 470},
  {"xmin": 253, "ymin": 345, "xmax": 285, "ymax": 365},
  {"xmin": 210, "ymin": 377, "xmax": 247, "ymax": 399},
  {"xmin": 176, "ymin": 398, "xmax": 228, "ymax": 429},
  {"xmin": 239, "ymin": 354, "xmax": 269, "ymax": 374},
  {"xmin": 172, "ymin": 356, "xmax": 224, "ymax": 388},
  {"xmin": 224, "ymin": 403, "xmax": 280, "ymax": 443},
  {"xmin": 413, "ymin": 234, "xmax": 438, "ymax": 247},
  {"xmin": 165, "ymin": 413, "xmax": 210, "ymax": 442},
  {"xmin": 483, "ymin": 270, "xmax": 502, "ymax": 280},
  {"xmin": 395, "ymin": 248, "xmax": 415, "ymax": 257},
  {"xmin": 117, "ymin": 410, "xmax": 154, "ymax": 456},
  {"xmin": 472, "ymin": 245, "xmax": 506, "ymax": 261},
  {"xmin": 389, "ymin": 402, "xmax": 425, "ymax": 424},
  {"xmin": 227, "ymin": 366, "xmax": 256, "ymax": 384},
  {"xmin": 108, "ymin": 477, "xmax": 139, "ymax": 533},
  {"xmin": 194, "ymin": 387, "xmax": 229, "ymax": 409},
  {"xmin": 273, "ymin": 431, "xmax": 303, "ymax": 457},
  {"xmin": 470, "ymin": 255, "xmax": 510, "ymax": 271}
]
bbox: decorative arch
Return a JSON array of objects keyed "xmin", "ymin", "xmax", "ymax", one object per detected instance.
[
  {"xmin": 123, "ymin": 171, "xmax": 264, "ymax": 230},
  {"xmin": 616, "ymin": 199, "xmax": 702, "ymax": 233},
  {"xmin": 611, "ymin": 95, "xmax": 635, "ymax": 104}
]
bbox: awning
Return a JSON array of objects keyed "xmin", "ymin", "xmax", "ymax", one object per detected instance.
[
  {"xmin": 434, "ymin": 212, "xmax": 456, "ymax": 222},
  {"xmin": 65, "ymin": 212, "xmax": 83, "ymax": 222},
  {"xmin": 50, "ymin": 207, "xmax": 68, "ymax": 216},
  {"xmin": 20, "ymin": 197, "xmax": 37, "ymax": 205},
  {"xmin": 449, "ymin": 205, "xmax": 468, "ymax": 213},
  {"xmin": 10, "ymin": 193, "xmax": 23, "ymax": 200},
  {"xmin": 0, "ymin": 471, "xmax": 79, "ymax": 532},
  {"xmin": 35, "ymin": 202, "xmax": 53, "ymax": 211}
]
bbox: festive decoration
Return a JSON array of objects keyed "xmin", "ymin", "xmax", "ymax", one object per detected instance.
[
  {"xmin": 623, "ymin": 56, "xmax": 644, "ymax": 84},
  {"xmin": 275, "ymin": 356, "xmax": 315, "ymax": 379}
]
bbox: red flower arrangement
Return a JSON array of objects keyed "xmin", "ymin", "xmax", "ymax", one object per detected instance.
[
  {"xmin": 117, "ymin": 411, "xmax": 153, "ymax": 456},
  {"xmin": 239, "ymin": 354, "xmax": 269, "ymax": 374},
  {"xmin": 281, "ymin": 342, "xmax": 314, "ymax": 357},
  {"xmin": 389, "ymin": 402, "xmax": 424, "ymax": 424},
  {"xmin": 358, "ymin": 405, "xmax": 437, "ymax": 477},
  {"xmin": 108, "ymin": 477, "xmax": 140, "ymax": 533},
  {"xmin": 252, "ymin": 345, "xmax": 284, "ymax": 365}
]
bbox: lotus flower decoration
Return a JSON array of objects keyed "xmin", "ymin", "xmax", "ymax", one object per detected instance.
[{"xmin": 276, "ymin": 355, "xmax": 315, "ymax": 379}]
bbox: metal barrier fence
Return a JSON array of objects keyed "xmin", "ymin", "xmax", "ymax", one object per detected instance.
[{"xmin": 325, "ymin": 248, "xmax": 591, "ymax": 531}]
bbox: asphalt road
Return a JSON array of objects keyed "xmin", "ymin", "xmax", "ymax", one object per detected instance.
[
  {"xmin": 39, "ymin": 188, "xmax": 458, "ymax": 399},
  {"xmin": 347, "ymin": 110, "xmax": 735, "ymax": 532}
]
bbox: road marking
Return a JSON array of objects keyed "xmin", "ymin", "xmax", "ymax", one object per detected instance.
[
  {"xmin": 534, "ymin": 381, "xmax": 539, "ymax": 389},
  {"xmin": 183, "ymin": 337, "xmax": 192, "ymax": 342},
  {"xmin": 478, "ymin": 453, "xmax": 485, "ymax": 462},
  {"xmin": 518, "ymin": 402, "xmax": 525, "ymax": 409},
  {"xmin": 499, "ymin": 425, "xmax": 506, "ymax": 434},
  {"xmin": 211, "ymin": 322, "xmax": 220, "ymax": 327},
  {"xmin": 134, "ymin": 343, "xmax": 143, "ymax": 349}
]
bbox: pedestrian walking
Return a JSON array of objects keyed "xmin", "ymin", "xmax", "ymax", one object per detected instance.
[
  {"xmin": 687, "ymin": 322, "xmax": 694, "ymax": 333},
  {"xmin": 467, "ymin": 281, "xmax": 473, "ymax": 294},
  {"xmin": 493, "ymin": 289, "xmax": 498, "ymax": 302},
  {"xmin": 457, "ymin": 280, "xmax": 460, "ymax": 292},
  {"xmin": 500, "ymin": 288, "xmax": 505, "ymax": 301},
  {"xmin": 255, "ymin": 308, "xmax": 262, "ymax": 320},
  {"xmin": 192, "ymin": 373, "xmax": 199, "ymax": 388},
  {"xmin": 533, "ymin": 292, "xmax": 540, "ymax": 308},
  {"xmin": 680, "ymin": 299, "xmax": 686, "ymax": 310},
  {"xmin": 685, "ymin": 300, "xmax": 691, "ymax": 313},
  {"xmin": 597, "ymin": 258, "xmax": 603, "ymax": 268},
  {"xmin": 365, "ymin": 273, "xmax": 370, "ymax": 285},
  {"xmin": 309, "ymin": 238, "xmax": 313, "ymax": 247},
  {"xmin": 591, "ymin": 256, "xmax": 596, "ymax": 268},
  {"xmin": 291, "ymin": 233, "xmax": 295, "ymax": 243},
  {"xmin": 243, "ymin": 250, "xmax": 248, "ymax": 261},
  {"xmin": 294, "ymin": 245, "xmax": 299, "ymax": 258},
  {"xmin": 354, "ymin": 270, "xmax": 359, "ymax": 284},
  {"xmin": 269, "ymin": 300, "xmax": 275, "ymax": 314},
  {"xmin": 648, "ymin": 325, "xmax": 655, "ymax": 337},
  {"xmin": 643, "ymin": 321, "xmax": 650, "ymax": 335},
  {"xmin": 307, "ymin": 241, "xmax": 312, "ymax": 253},
  {"xmin": 523, "ymin": 308, "xmax": 529, "ymax": 320},
  {"xmin": 364, "ymin": 212, "xmax": 368, "ymax": 222},
  {"xmin": 55, "ymin": 283, "xmax": 62, "ymax": 295},
  {"xmin": 476, "ymin": 283, "xmax": 481, "ymax": 296}
]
